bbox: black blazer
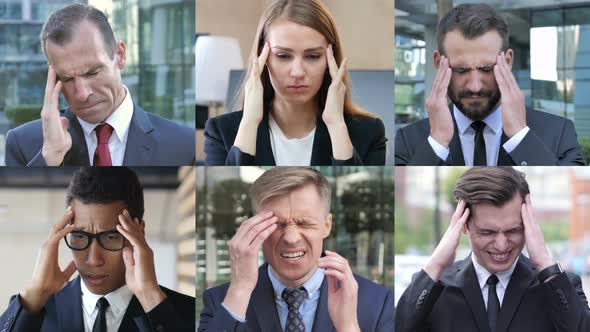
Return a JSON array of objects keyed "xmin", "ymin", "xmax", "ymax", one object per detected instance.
[
  {"xmin": 5, "ymin": 104, "xmax": 196, "ymax": 166},
  {"xmin": 0, "ymin": 277, "xmax": 195, "ymax": 332},
  {"xmin": 395, "ymin": 107, "xmax": 586, "ymax": 166},
  {"xmin": 395, "ymin": 255, "xmax": 590, "ymax": 332},
  {"xmin": 204, "ymin": 111, "xmax": 387, "ymax": 165},
  {"xmin": 199, "ymin": 263, "xmax": 394, "ymax": 331}
]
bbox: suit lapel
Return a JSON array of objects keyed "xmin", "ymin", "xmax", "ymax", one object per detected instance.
[
  {"xmin": 249, "ymin": 263, "xmax": 282, "ymax": 331},
  {"xmin": 310, "ymin": 116, "xmax": 332, "ymax": 165},
  {"xmin": 55, "ymin": 277, "xmax": 85, "ymax": 332},
  {"xmin": 456, "ymin": 257, "xmax": 490, "ymax": 332},
  {"xmin": 122, "ymin": 104, "xmax": 156, "ymax": 165},
  {"xmin": 448, "ymin": 108, "xmax": 466, "ymax": 166},
  {"xmin": 118, "ymin": 296, "xmax": 149, "ymax": 332},
  {"xmin": 496, "ymin": 255, "xmax": 536, "ymax": 332},
  {"xmin": 311, "ymin": 276, "xmax": 335, "ymax": 332},
  {"xmin": 255, "ymin": 112, "xmax": 277, "ymax": 165},
  {"xmin": 497, "ymin": 132, "xmax": 514, "ymax": 165},
  {"xmin": 62, "ymin": 109, "xmax": 90, "ymax": 166}
]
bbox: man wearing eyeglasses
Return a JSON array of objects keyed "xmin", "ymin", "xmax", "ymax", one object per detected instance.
[
  {"xmin": 395, "ymin": 167, "xmax": 590, "ymax": 332},
  {"xmin": 0, "ymin": 167, "xmax": 195, "ymax": 332}
]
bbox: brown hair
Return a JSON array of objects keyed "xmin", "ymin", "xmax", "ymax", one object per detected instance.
[
  {"xmin": 436, "ymin": 3, "xmax": 509, "ymax": 55},
  {"xmin": 454, "ymin": 167, "xmax": 529, "ymax": 225},
  {"xmin": 41, "ymin": 4, "xmax": 116, "ymax": 59},
  {"xmin": 250, "ymin": 167, "xmax": 331, "ymax": 214},
  {"xmin": 233, "ymin": 0, "xmax": 373, "ymax": 118}
]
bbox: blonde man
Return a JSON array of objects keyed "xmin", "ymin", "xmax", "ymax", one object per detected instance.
[{"xmin": 199, "ymin": 167, "xmax": 393, "ymax": 331}]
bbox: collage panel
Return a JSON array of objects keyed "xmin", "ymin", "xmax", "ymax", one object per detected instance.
[
  {"xmin": 0, "ymin": 166, "xmax": 196, "ymax": 331},
  {"xmin": 196, "ymin": 166, "xmax": 394, "ymax": 330},
  {"xmin": 394, "ymin": 0, "xmax": 590, "ymax": 166},
  {"xmin": 0, "ymin": 0, "xmax": 196, "ymax": 167},
  {"xmin": 394, "ymin": 166, "xmax": 590, "ymax": 330},
  {"xmin": 196, "ymin": 0, "xmax": 395, "ymax": 165}
]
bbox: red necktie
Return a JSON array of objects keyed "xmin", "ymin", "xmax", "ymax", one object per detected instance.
[{"xmin": 93, "ymin": 123, "xmax": 113, "ymax": 166}]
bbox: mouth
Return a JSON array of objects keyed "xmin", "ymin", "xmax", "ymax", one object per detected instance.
[
  {"xmin": 83, "ymin": 274, "xmax": 109, "ymax": 286},
  {"xmin": 280, "ymin": 250, "xmax": 306, "ymax": 260},
  {"xmin": 287, "ymin": 85, "xmax": 308, "ymax": 92},
  {"xmin": 487, "ymin": 250, "xmax": 511, "ymax": 264},
  {"xmin": 77, "ymin": 101, "xmax": 102, "ymax": 111}
]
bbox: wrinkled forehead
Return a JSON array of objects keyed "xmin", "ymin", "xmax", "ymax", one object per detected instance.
[
  {"xmin": 259, "ymin": 185, "xmax": 329, "ymax": 219},
  {"xmin": 71, "ymin": 199, "xmax": 126, "ymax": 232},
  {"xmin": 442, "ymin": 30, "xmax": 503, "ymax": 67}
]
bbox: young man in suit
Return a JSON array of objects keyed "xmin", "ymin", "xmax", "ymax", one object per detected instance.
[
  {"xmin": 4, "ymin": 4, "xmax": 195, "ymax": 166},
  {"xmin": 0, "ymin": 167, "xmax": 195, "ymax": 332},
  {"xmin": 199, "ymin": 167, "xmax": 394, "ymax": 331},
  {"xmin": 396, "ymin": 167, "xmax": 590, "ymax": 331},
  {"xmin": 395, "ymin": 3, "xmax": 585, "ymax": 166}
]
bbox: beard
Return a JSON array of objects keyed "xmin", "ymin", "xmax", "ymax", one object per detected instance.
[{"xmin": 448, "ymin": 87, "xmax": 501, "ymax": 122}]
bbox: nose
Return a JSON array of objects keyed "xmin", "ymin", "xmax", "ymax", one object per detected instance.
[
  {"xmin": 86, "ymin": 239, "xmax": 105, "ymax": 267},
  {"xmin": 493, "ymin": 232, "xmax": 509, "ymax": 252},
  {"xmin": 289, "ymin": 58, "xmax": 305, "ymax": 79},
  {"xmin": 464, "ymin": 71, "xmax": 483, "ymax": 93},
  {"xmin": 73, "ymin": 77, "xmax": 93, "ymax": 103},
  {"xmin": 281, "ymin": 223, "xmax": 302, "ymax": 245}
]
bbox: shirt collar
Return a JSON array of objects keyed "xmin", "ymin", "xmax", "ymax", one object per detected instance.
[
  {"xmin": 453, "ymin": 104, "xmax": 503, "ymax": 136},
  {"xmin": 78, "ymin": 85, "xmax": 134, "ymax": 143},
  {"xmin": 268, "ymin": 264, "xmax": 324, "ymax": 301},
  {"xmin": 471, "ymin": 253, "xmax": 519, "ymax": 291},
  {"xmin": 80, "ymin": 278, "xmax": 134, "ymax": 318}
]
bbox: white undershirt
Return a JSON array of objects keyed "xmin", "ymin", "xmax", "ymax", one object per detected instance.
[
  {"xmin": 77, "ymin": 85, "xmax": 134, "ymax": 166},
  {"xmin": 80, "ymin": 279, "xmax": 134, "ymax": 332},
  {"xmin": 268, "ymin": 115, "xmax": 315, "ymax": 166},
  {"xmin": 471, "ymin": 254, "xmax": 519, "ymax": 309}
]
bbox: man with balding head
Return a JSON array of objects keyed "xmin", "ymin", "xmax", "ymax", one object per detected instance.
[{"xmin": 5, "ymin": 4, "xmax": 195, "ymax": 166}]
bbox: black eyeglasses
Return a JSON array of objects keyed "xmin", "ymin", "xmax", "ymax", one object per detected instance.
[{"xmin": 64, "ymin": 230, "xmax": 125, "ymax": 251}]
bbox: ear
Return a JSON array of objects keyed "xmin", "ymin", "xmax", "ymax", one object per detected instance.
[
  {"xmin": 115, "ymin": 40, "xmax": 127, "ymax": 69},
  {"xmin": 433, "ymin": 51, "xmax": 441, "ymax": 70},
  {"xmin": 323, "ymin": 213, "xmax": 332, "ymax": 239},
  {"xmin": 504, "ymin": 48, "xmax": 514, "ymax": 70},
  {"xmin": 462, "ymin": 222, "xmax": 469, "ymax": 235}
]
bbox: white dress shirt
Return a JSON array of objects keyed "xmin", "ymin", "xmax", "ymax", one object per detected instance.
[
  {"xmin": 268, "ymin": 115, "xmax": 316, "ymax": 166},
  {"xmin": 78, "ymin": 85, "xmax": 134, "ymax": 166},
  {"xmin": 471, "ymin": 254, "xmax": 519, "ymax": 309},
  {"xmin": 428, "ymin": 104, "xmax": 530, "ymax": 165},
  {"xmin": 80, "ymin": 279, "xmax": 134, "ymax": 332}
]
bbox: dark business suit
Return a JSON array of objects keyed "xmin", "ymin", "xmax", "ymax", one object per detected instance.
[
  {"xmin": 0, "ymin": 276, "xmax": 195, "ymax": 332},
  {"xmin": 199, "ymin": 263, "xmax": 394, "ymax": 331},
  {"xmin": 5, "ymin": 104, "xmax": 196, "ymax": 166},
  {"xmin": 395, "ymin": 107, "xmax": 586, "ymax": 166},
  {"xmin": 204, "ymin": 111, "xmax": 387, "ymax": 165},
  {"xmin": 395, "ymin": 255, "xmax": 590, "ymax": 332}
]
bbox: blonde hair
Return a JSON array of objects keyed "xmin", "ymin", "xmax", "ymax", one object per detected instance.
[
  {"xmin": 233, "ymin": 0, "xmax": 374, "ymax": 118},
  {"xmin": 250, "ymin": 167, "xmax": 331, "ymax": 213}
]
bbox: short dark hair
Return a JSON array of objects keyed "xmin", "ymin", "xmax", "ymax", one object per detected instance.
[
  {"xmin": 454, "ymin": 167, "xmax": 529, "ymax": 225},
  {"xmin": 41, "ymin": 4, "xmax": 116, "ymax": 58},
  {"xmin": 436, "ymin": 3, "xmax": 509, "ymax": 55},
  {"xmin": 66, "ymin": 167, "xmax": 144, "ymax": 220}
]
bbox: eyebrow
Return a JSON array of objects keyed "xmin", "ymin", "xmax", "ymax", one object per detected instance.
[
  {"xmin": 57, "ymin": 64, "xmax": 104, "ymax": 80},
  {"xmin": 272, "ymin": 46, "xmax": 325, "ymax": 52},
  {"xmin": 450, "ymin": 64, "xmax": 495, "ymax": 71}
]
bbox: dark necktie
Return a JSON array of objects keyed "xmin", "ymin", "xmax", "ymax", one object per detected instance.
[
  {"xmin": 487, "ymin": 275, "xmax": 500, "ymax": 332},
  {"xmin": 282, "ymin": 286, "xmax": 307, "ymax": 332},
  {"xmin": 94, "ymin": 123, "xmax": 113, "ymax": 166},
  {"xmin": 471, "ymin": 121, "xmax": 487, "ymax": 166},
  {"xmin": 92, "ymin": 297, "xmax": 110, "ymax": 332}
]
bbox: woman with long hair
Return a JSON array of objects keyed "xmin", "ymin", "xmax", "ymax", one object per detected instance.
[{"xmin": 204, "ymin": 0, "xmax": 387, "ymax": 165}]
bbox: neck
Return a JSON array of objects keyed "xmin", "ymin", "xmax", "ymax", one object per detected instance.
[
  {"xmin": 270, "ymin": 97, "xmax": 318, "ymax": 139},
  {"xmin": 270, "ymin": 265, "xmax": 318, "ymax": 288},
  {"xmin": 103, "ymin": 85, "xmax": 127, "ymax": 122}
]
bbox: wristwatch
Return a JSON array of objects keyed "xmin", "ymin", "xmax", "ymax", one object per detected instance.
[{"xmin": 537, "ymin": 262, "xmax": 563, "ymax": 283}]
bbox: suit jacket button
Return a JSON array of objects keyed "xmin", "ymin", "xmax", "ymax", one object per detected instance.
[{"xmin": 520, "ymin": 161, "xmax": 528, "ymax": 166}]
